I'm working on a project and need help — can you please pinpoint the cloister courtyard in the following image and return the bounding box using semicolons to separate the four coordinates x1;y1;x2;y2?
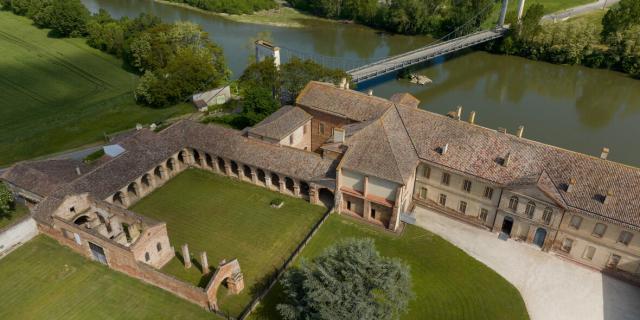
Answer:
130;169;326;317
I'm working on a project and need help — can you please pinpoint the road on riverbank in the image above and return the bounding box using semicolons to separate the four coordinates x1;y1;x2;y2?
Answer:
542;0;620;21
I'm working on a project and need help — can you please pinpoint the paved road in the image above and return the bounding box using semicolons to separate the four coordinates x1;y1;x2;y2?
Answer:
412;206;640;320
542;0;620;22
0;145;103;175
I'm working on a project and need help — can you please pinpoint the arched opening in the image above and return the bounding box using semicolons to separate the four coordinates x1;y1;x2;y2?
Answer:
217;157;226;173
271;174;280;188
533;228;547;248
74;215;89;225
243;165;252;180
127;182;139;199
112;192;124;206
257;169;266;184
285;177;295;193
178;150;187;165
205;153;213;168
230;161;239;176
501;216;514;236
193;149;202;166
154;166;163;180
300;182;310;197
319;188;334;208
141;174;151;189
166;158;175;172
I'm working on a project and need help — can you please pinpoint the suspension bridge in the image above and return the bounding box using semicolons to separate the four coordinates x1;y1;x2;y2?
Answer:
256;0;519;84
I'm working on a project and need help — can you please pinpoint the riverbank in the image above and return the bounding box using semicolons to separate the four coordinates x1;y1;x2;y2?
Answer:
155;0;332;28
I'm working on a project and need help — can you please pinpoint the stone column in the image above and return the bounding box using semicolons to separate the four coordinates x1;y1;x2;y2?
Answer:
224;160;233;177
265;172;272;190
161;164;168;180
278;176;286;194
363;200;372;220
251;167;258;185
120;190;130;207
526;225;536;243
309;184;319;205
200;251;209;274
182;244;191;269
388;205;400;231
293;180;300;197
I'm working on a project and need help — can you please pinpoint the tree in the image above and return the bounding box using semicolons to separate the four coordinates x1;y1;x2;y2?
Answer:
0;183;13;214
277;238;413;320
240;86;279;125
602;0;640;40
280;58;350;103
239;57;279;94
517;3;544;41
41;0;90;37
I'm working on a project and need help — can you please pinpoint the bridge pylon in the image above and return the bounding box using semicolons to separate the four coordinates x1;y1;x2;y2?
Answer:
498;0;509;27
255;40;281;68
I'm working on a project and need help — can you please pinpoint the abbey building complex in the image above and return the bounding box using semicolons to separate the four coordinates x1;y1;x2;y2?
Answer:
2;80;640;303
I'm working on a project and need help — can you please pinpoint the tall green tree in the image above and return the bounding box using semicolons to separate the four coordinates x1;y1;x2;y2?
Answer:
280;57;350;103
239;57;279;94
0;183;13;214
602;0;640;40
278;238;413;320
240;86;279;125
42;0;90;37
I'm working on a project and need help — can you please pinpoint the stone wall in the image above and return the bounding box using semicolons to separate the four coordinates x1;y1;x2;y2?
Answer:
298;106;351;152
0;216;38;258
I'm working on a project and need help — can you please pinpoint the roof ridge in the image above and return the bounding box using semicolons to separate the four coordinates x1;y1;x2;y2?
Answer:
377;112;405;183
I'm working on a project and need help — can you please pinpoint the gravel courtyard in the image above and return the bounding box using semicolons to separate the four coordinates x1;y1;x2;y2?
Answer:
413;206;640;320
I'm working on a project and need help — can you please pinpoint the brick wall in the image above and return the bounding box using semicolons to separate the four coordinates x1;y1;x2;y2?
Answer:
297;106;351;152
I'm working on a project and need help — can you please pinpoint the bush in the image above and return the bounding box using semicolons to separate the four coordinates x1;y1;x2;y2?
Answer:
0;183;14;214
270;198;284;207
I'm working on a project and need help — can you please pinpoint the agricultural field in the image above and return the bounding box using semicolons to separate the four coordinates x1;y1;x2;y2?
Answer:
0;12;192;166
131;169;327;317
251;214;530;320
0;236;213;319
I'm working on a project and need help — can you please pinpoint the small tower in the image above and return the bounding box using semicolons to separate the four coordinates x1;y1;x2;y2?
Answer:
255;40;281;69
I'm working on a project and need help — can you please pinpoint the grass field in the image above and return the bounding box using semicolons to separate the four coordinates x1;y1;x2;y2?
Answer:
251;214;530;320
0;203;29;230
0;236;213;319
0;12;193;166
130;169;326;317
484;0;593;28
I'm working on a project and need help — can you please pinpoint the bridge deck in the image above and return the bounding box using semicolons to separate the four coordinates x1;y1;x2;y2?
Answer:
348;28;508;83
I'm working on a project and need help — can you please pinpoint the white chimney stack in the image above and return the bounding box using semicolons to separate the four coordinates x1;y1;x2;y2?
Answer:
468;111;476;124
603;190;614;205
76;166;82;176
339;78;347;89
441;144;449;155
516;125;524;138
456;106;463;120
566;178;576;192
503;153;511;167
367;89;373;96
600;147;610;160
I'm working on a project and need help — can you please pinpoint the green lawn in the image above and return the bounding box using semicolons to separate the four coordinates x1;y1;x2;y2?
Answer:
131;169;326;317
0;236;213;320
484;0;593;28
251;214;530;320
0;12;193;166
0;203;29;230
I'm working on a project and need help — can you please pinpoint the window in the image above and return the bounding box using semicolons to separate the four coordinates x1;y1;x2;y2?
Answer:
423;166;431;179
419;187;427;199
319;123;325;135
462;180;472;193
583;246;596;260
508;196;518;211
347;201;352;211
289;135;294;145
592;223;607;238
569;215;583;229
441;173;450;186
145;252;150;262
439;194;447;206
303;124;307;134
69;206;76;213
618;231;633;246
608;254;621;269
542;207;553;225
480;208;489;222
561;238;574;253
484;187;494;199
370;208;376;219
156;242;162;252
459;201;467;214
525;201;536;219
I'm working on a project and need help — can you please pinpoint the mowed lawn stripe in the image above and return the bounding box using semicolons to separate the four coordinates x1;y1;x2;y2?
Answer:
251;215;529;320
131;169;326;317
0;236;213;320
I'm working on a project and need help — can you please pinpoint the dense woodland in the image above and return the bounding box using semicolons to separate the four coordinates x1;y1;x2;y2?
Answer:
167;0;277;15
287;0;494;35
488;0;640;78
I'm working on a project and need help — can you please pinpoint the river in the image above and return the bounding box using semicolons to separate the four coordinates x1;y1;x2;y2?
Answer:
82;0;640;166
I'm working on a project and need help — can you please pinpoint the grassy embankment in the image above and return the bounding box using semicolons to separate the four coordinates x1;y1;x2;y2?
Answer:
0;236;213;319
0;12;193;167
131;169;326;317
250;214;530;320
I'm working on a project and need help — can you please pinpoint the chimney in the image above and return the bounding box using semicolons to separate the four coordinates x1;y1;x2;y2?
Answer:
516;125;524;138
566;178;576;192
75;166;81;176
441;143;449;155
603;190;614;205
333;128;346;143
498;127;507;134
339;78;347;89
502;153;511;167
600;147;610;160
367;89;373;96
456;106;463;120
345;81;350;90
468;111;476;124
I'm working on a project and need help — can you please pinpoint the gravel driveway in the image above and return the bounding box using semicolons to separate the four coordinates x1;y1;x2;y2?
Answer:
413;206;640;320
